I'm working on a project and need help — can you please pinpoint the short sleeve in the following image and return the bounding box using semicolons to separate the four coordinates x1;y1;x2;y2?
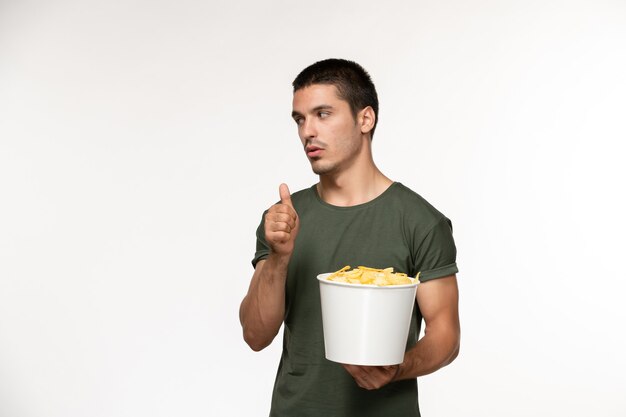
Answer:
413;216;458;282
251;210;270;268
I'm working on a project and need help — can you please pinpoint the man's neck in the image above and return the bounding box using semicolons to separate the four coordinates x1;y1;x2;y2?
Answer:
317;165;393;207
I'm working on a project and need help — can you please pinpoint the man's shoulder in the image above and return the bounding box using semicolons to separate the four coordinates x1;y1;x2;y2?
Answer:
259;185;315;216
288;184;318;209
388;182;448;221
290;184;316;201
291;184;315;197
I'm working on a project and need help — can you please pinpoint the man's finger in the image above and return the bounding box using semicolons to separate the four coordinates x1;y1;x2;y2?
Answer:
279;183;293;208
267;212;296;228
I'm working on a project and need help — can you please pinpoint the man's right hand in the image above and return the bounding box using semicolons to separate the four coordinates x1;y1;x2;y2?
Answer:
264;183;299;257
240;183;297;351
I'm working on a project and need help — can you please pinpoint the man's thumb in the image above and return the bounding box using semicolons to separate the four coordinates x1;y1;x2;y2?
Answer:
279;183;293;207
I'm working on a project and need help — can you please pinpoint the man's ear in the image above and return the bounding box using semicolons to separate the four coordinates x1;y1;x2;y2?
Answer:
358;106;376;135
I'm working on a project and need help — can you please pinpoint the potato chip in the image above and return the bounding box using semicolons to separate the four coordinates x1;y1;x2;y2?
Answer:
326;266;417;286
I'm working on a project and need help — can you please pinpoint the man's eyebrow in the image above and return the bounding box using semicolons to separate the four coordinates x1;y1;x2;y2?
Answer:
313;105;334;112
291;105;334;118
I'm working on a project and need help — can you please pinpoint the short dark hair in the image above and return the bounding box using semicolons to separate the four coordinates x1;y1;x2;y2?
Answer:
292;58;379;139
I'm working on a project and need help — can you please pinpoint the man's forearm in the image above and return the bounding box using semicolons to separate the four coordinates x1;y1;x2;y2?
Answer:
396;324;460;380
239;254;290;351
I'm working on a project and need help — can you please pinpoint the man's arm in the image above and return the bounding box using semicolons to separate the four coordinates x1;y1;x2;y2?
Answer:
397;274;460;378
239;257;289;351
239;184;299;352
343;274;460;389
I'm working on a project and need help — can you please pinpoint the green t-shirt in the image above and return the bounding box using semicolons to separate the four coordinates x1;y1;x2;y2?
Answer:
252;182;458;417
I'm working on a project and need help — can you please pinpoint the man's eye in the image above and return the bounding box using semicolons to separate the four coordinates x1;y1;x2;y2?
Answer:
319;111;330;118
294;118;303;125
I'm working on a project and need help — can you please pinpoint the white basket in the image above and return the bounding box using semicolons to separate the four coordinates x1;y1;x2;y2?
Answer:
317;272;419;366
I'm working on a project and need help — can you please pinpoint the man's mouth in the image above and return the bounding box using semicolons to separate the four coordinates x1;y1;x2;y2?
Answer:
306;146;323;158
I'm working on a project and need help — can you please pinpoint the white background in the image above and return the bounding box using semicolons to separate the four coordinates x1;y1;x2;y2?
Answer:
1;1;625;416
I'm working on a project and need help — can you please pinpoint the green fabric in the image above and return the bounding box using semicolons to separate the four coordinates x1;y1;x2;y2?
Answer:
252;182;458;417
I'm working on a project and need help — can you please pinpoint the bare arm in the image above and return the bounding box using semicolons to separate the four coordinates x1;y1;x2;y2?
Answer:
239;256;289;351
343;274;460;389
239;184;299;352
396;274;460;379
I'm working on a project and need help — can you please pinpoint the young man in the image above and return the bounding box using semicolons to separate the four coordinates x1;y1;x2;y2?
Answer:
239;59;460;417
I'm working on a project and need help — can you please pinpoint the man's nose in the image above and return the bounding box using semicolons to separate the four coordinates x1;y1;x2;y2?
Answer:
301;118;316;138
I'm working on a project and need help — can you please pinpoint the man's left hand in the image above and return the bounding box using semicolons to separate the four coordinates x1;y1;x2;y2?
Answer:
342;364;400;390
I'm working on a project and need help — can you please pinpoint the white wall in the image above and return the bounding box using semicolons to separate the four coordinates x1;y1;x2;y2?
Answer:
1;1;625;416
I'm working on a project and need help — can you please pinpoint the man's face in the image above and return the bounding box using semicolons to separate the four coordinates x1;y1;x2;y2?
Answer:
291;84;365;176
